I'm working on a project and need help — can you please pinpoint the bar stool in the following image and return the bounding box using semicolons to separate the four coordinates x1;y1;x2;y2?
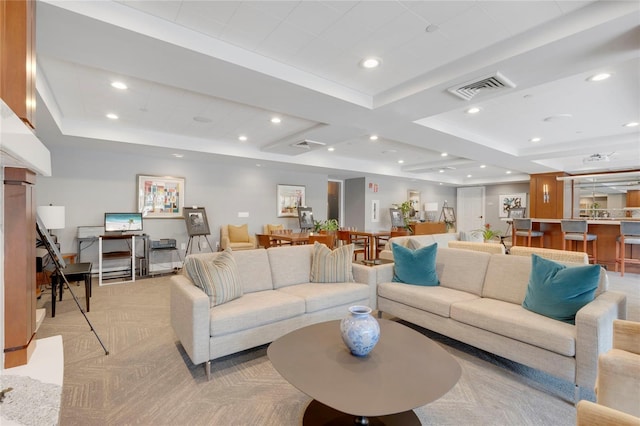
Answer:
512;219;544;247
561;220;597;264
615;221;640;276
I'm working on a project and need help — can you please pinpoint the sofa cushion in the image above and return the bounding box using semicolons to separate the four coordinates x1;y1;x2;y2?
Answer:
268;244;314;289
230;249;274;293
310;242;354;283
482;254;532;304
228;224;249;242
435;248;490;296
209;290;305;337
451;298;576;356
391;242;439;286
278;283;369;313
184;249;243;307
378;282;479;318
522;254;600;324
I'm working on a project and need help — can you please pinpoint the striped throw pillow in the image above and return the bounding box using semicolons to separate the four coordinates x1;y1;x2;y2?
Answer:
310;242;354;283
184;249;243;307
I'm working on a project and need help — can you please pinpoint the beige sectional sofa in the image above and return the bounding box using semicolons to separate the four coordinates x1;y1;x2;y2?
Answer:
170;244;376;379
376;247;627;396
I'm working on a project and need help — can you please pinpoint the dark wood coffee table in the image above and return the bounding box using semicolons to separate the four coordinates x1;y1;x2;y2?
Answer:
268;319;461;425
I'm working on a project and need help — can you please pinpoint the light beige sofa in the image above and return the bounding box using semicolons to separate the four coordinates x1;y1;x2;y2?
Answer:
448;240;506;254
170;244;376;379
375;247;627;396
510;246;589;264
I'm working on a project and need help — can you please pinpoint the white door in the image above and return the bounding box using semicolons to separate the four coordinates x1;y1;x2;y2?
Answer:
457;187;485;233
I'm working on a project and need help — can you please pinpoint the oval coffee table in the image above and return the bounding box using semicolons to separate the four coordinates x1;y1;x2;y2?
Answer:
268;319;461;425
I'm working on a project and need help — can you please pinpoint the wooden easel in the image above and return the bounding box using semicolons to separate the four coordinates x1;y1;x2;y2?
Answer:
439;201;456;227
185;235;214;255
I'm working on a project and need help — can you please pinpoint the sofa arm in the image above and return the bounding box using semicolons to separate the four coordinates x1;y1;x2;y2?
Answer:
375;263;394;284
576;400;640;426
613;319;640;354
575;291;627;390
170;274;211;366
352;263;377;309
596;348;640;417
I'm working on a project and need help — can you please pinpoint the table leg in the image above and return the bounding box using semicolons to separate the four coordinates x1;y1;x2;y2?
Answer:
51;275;57;318
85;272;91;312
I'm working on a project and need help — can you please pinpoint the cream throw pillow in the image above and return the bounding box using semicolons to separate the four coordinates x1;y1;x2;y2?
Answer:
228;224;249;242
184;249;243;307
310;242;354;283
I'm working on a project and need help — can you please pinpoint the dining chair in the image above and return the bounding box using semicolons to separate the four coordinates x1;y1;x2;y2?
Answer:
256;234;273;249
512;218;544;247
337;229;366;260
561;220;597;264
615;221;640;276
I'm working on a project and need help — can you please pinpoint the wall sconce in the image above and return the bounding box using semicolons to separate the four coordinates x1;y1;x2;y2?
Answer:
542;184;550;204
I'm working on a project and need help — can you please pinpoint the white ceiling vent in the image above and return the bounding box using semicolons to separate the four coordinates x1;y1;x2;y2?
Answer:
583;153;613;164
448;72;516;101
291;139;326;150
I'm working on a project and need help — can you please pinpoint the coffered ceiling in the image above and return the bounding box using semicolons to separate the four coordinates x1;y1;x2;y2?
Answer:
34;1;640;185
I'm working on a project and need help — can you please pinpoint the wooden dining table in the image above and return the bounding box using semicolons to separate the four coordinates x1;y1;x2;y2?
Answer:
269;232;310;245
347;230;390;260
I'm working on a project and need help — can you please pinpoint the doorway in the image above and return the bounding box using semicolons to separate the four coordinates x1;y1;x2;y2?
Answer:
457;187;485;232
328;180;341;223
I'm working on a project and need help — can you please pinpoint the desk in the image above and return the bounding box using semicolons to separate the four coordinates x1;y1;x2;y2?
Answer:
51;262;92;317
98;235;137;285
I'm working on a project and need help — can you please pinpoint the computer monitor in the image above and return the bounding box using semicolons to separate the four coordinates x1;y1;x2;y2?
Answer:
104;212;143;233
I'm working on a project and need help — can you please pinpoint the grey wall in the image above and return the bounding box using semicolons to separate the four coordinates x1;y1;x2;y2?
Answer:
36;144;329;262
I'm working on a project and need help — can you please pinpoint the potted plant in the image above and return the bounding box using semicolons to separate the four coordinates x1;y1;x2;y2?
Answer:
397;201;414;233
473;223;501;242
314;219;339;233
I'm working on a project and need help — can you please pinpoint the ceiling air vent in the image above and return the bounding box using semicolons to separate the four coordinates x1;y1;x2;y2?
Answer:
447;72;516;101
291;139;326;150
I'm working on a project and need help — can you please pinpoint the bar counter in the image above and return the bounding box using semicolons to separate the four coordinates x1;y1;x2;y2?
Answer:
527;218;640;273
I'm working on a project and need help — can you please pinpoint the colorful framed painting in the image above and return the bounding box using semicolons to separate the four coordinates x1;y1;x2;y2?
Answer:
137;174;185;218
499;193;527;217
277;184;306;218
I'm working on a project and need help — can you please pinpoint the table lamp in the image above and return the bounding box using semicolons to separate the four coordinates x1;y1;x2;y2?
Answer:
425;202;438;222
37;205;65;243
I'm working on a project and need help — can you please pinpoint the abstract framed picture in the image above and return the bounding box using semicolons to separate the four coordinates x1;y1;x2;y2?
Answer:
277;184;305;218
137;174;185;218
499;193;527;217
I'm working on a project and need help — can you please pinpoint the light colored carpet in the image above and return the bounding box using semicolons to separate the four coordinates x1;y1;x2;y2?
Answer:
35;271;639;426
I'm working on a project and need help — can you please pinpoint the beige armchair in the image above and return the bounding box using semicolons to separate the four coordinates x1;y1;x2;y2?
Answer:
576;320;640;425
220;224;257;251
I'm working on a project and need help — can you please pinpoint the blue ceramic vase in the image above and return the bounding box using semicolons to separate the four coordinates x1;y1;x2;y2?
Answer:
340;305;380;357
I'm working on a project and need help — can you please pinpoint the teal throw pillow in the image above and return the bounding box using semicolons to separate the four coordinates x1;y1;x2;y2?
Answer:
522;254;600;324
391;242;439;286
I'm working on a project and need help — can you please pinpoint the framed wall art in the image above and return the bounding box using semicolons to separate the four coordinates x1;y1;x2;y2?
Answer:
408;190;420;217
499;193;527;217
371;200;380;223
277;184;305;218
184;207;210;236
137;174;185;218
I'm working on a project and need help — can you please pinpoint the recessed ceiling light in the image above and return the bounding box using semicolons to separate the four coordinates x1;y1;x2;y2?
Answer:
441;152;448;157
360;57;381;69
439;169;445;173
369;135;378;141
193;116;212;123
624;121;639;127
480;164;486;168
398;160;404;164
256;164;262;167
530;137;541;142
587;73;611;82
466;107;481;114
439;182;443;185
270;117;281;124
328;147;335;152
106;113;118;120
111;81;127;90
172;153;183;158
466;174;472;178
544;114;573;122
238;135;248;141
506;170;512;174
